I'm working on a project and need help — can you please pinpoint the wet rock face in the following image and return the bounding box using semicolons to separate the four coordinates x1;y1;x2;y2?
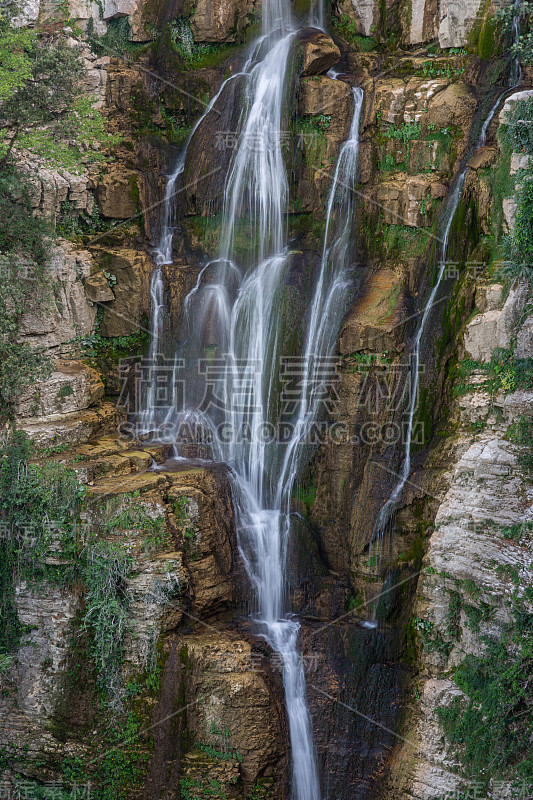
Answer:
300;621;407;800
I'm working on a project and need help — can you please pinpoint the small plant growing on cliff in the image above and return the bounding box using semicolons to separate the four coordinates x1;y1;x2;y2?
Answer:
383;121;421;144
57;384;74;402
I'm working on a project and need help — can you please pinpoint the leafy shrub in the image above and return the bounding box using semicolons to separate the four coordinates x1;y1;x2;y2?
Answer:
383;122;422;144
502;180;533;284
81;541;132;703
0;431;83;654
331;15;377;50
505;96;533;154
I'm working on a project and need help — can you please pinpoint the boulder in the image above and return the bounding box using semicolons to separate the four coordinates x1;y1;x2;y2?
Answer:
95;166;141;219
297;29;340;76
299;75;351;117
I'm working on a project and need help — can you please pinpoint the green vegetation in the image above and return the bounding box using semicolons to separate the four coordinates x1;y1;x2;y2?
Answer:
507;415;533;473
504;95;533;154
453;347;533;397
88;16;147;58
499;0;533;66
383;121;421;144
501;521;533;541
0;431;84;655
418;61;465;79
503;179;533;284
381;223;432;258
0;21;119;171
169;18;236;68
295;115;329;167
80;541;131;703
437;587;533;788
0;17;123;416
56;201;115;241
331;15;377;51
0;169;54;417
496;96;533;284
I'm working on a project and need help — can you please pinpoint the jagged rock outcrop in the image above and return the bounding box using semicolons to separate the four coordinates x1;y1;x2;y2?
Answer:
19;241;97;351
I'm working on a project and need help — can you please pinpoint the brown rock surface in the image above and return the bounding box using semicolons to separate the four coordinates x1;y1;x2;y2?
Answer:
95;166;141;219
95;248;152;336
190;0;253;42
297;29;341;76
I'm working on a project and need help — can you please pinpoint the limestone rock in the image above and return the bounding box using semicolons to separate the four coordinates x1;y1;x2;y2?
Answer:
372;78;446;127
463;283;528;362
428;81;477;138
341;269;409;354
404;0;439;44
18;401;121;448
376;176;446;228
10;584;80;720
19;240;97;351
298;29;341;76
499;89;533;124
12;0;40;25
438;0;484;48
510;152;531;175
334;0;376;36
96;248;152;336
299;76;353;169
15;360;104;419
190;0;253;42
84;272;115;303
502;196;517;232
18;161;95;225
95;166;141;219
179;630;288;787
299;75;351;118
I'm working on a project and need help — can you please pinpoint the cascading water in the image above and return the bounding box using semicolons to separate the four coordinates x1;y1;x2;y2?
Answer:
368;4;523;567
139;1;365;795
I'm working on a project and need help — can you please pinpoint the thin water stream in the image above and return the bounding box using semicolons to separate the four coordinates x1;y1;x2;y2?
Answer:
368;7;523;570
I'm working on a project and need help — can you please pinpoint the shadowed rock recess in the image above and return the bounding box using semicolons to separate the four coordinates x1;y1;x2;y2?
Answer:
1;0;532;799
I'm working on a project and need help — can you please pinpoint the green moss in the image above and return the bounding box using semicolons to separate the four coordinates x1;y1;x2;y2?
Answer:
380;223;432;259
398;537;424;570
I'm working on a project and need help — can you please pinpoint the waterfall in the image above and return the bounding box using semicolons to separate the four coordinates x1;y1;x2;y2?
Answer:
368;6;523;566
138;1;364;793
